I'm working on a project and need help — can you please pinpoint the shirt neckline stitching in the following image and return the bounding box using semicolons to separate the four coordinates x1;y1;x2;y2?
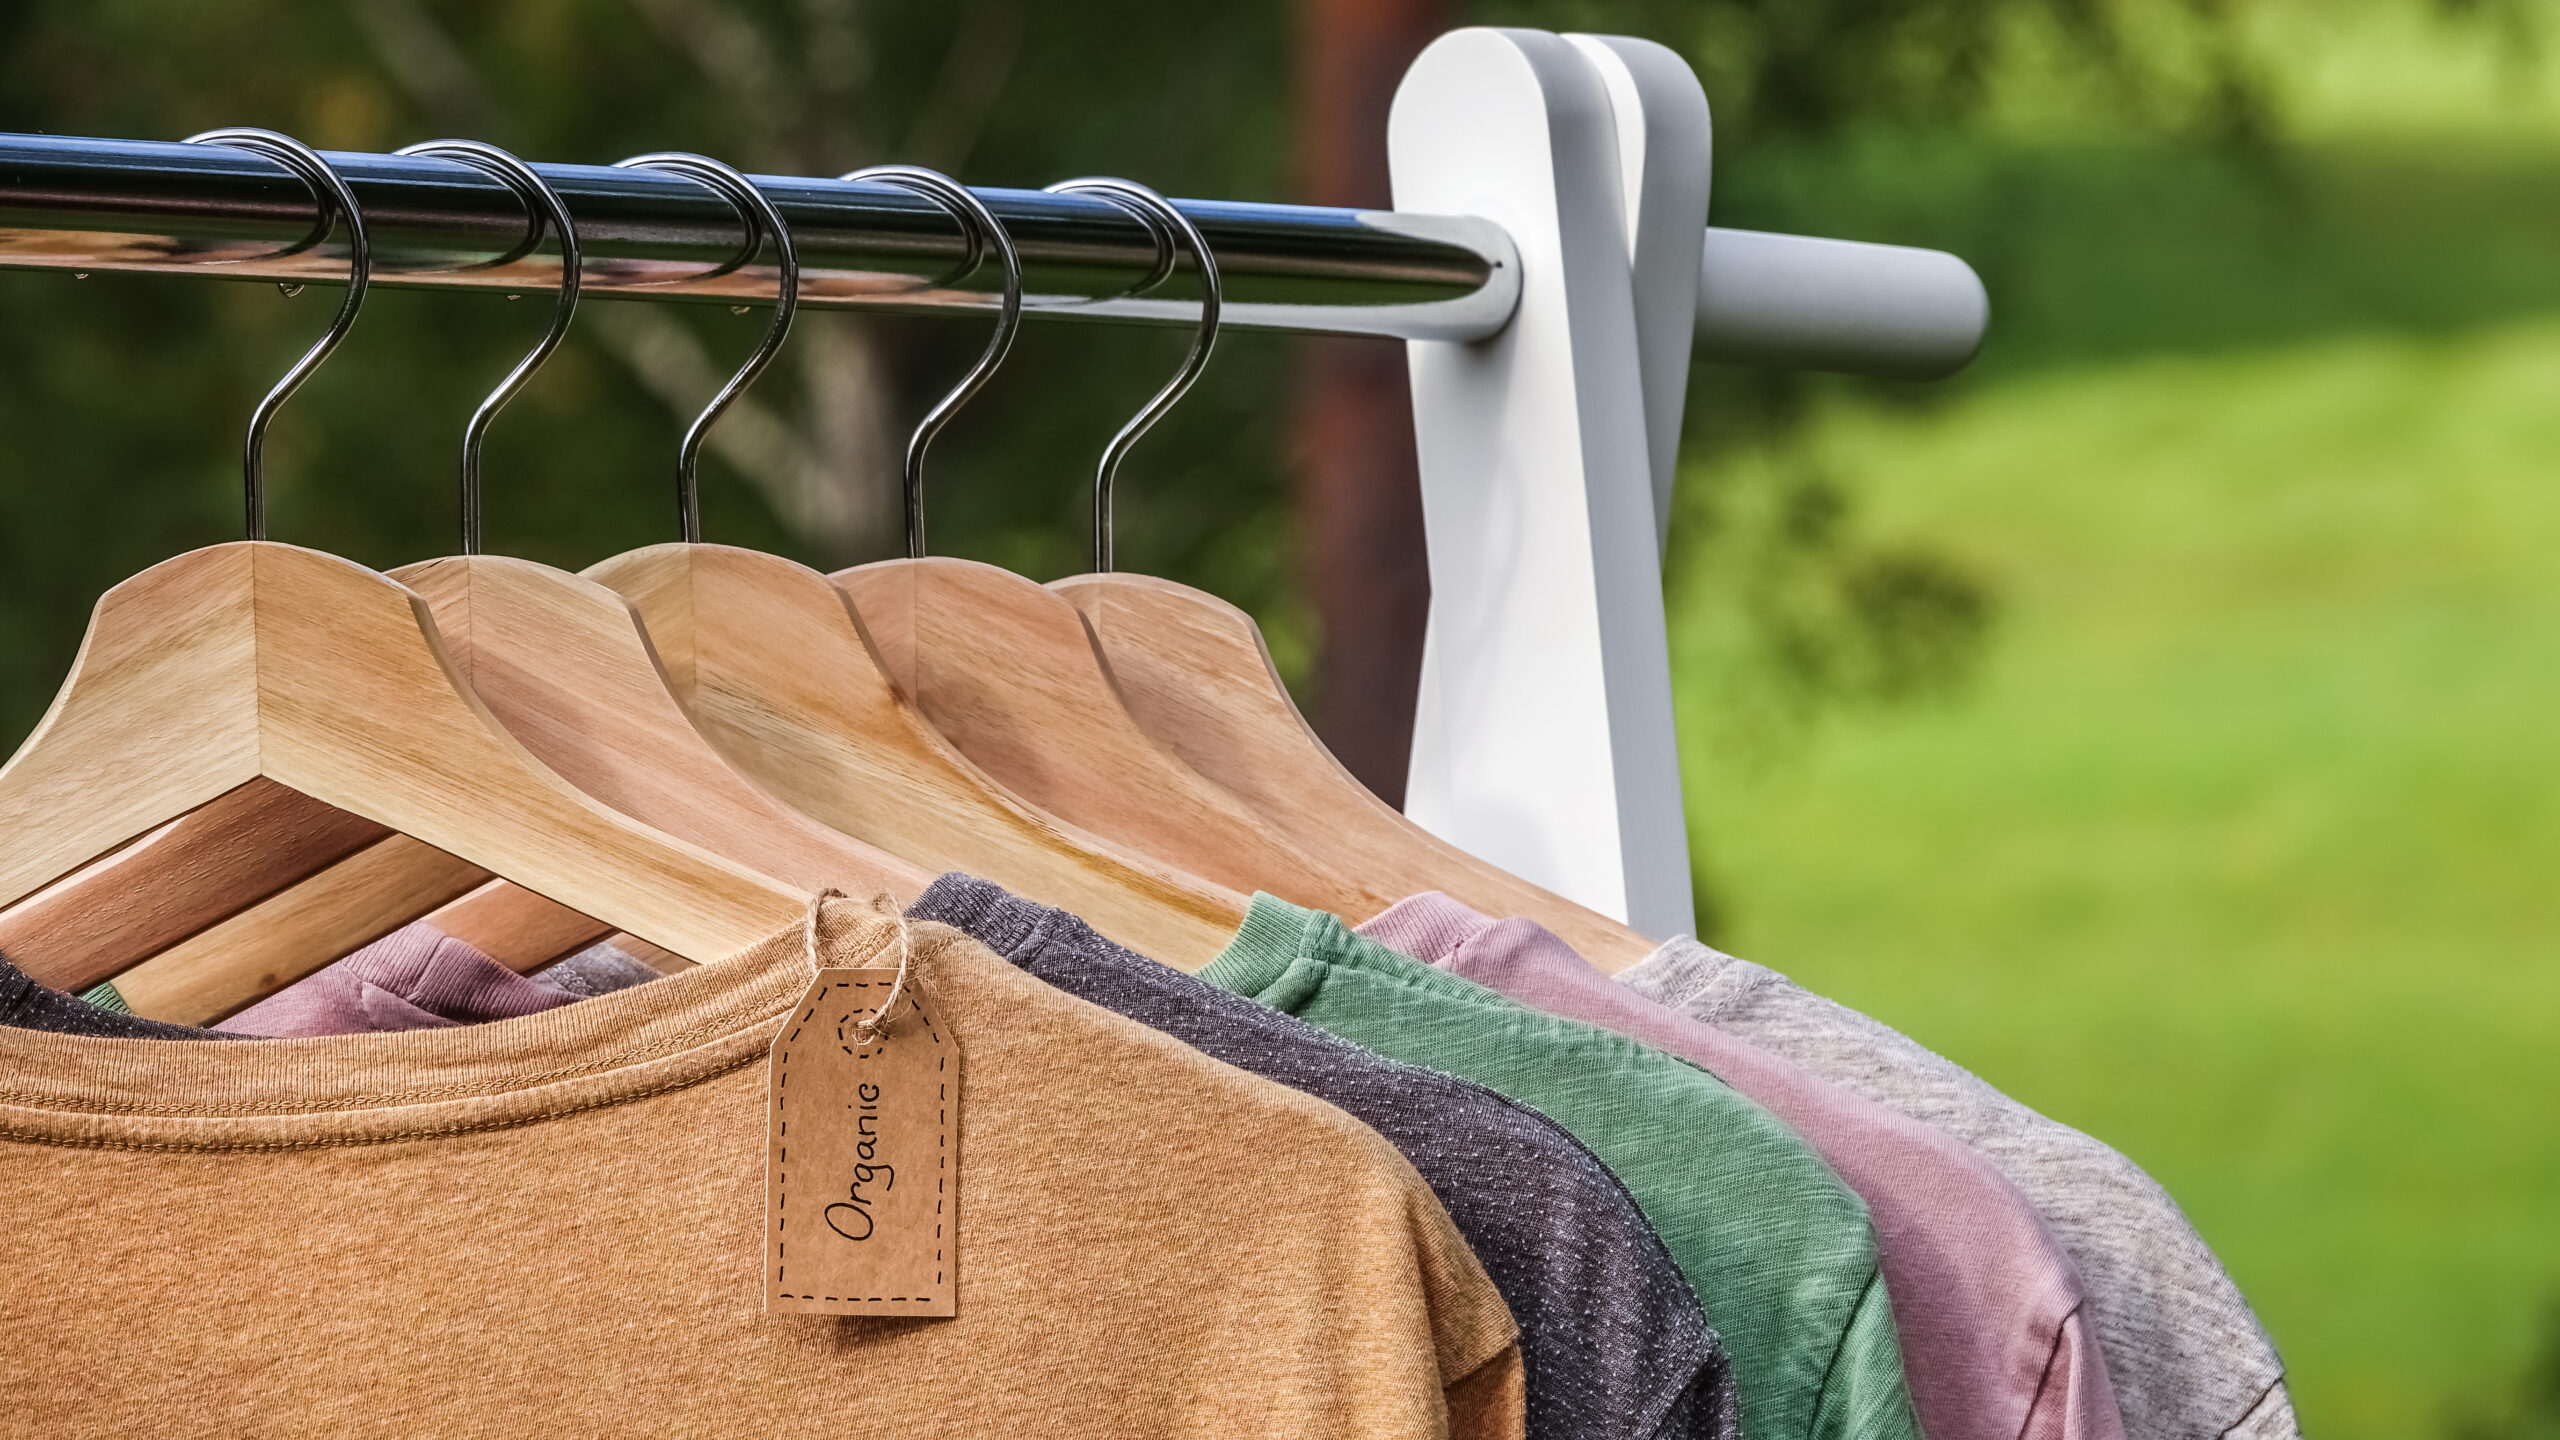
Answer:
0;1037;767;1151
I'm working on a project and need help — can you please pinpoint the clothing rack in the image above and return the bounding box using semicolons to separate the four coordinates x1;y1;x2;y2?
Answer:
0;27;1987;942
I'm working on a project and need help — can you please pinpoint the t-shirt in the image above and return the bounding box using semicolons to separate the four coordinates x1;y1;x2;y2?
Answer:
225;928;662;1038
222;921;587;1037
909;873;1736;1440
1201;894;1924;1440
533;942;667;999
63;937;658;1039
0;954;220;1040
1363;894;2125;1440
0;897;1524;1438
1622;936;2298;1440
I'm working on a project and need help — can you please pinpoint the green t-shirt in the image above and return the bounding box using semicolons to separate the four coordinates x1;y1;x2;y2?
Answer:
1202;895;1923;1440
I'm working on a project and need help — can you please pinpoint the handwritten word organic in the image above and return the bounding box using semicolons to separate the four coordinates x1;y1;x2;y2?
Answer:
822;1082;894;1241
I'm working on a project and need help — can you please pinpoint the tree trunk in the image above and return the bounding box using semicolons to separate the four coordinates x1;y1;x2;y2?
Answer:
1292;0;1445;809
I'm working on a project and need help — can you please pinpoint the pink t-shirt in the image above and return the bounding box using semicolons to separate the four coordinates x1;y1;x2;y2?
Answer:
221;923;579;1037
1361;894;2125;1440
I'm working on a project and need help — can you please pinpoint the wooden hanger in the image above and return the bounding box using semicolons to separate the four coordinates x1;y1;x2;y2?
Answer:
835;556;1401;916
0;133;805;1015
1036;177;1657;966
1053;572;1655;970
97;146;947;1015
9;143;911;1009
581;161;1241;968
21;157;1240;997
812;175;1377;919
0;542;807;976
355;147;930;960
586;543;1242;967
392;553;934;907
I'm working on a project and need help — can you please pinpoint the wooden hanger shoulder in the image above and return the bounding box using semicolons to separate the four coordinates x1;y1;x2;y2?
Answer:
393;554;933;903
0;544;263;911
0;542;806;965
1054;571;1655;970
585;544;1244;969
835;556;1391;915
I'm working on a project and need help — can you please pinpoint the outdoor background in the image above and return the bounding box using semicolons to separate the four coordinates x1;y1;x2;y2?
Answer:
2;1;2556;1434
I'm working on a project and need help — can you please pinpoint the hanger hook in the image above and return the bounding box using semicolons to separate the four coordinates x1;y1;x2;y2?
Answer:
838;165;1023;559
1042;178;1221;574
396;140;583;556
612;152;801;544
183;127;374;542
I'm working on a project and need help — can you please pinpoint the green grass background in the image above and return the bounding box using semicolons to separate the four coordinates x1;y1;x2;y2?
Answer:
1671;10;2560;1434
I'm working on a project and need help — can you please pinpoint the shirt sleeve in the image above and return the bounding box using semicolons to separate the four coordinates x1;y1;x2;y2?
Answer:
1816;1269;1928;1440
1445;1344;1528;1440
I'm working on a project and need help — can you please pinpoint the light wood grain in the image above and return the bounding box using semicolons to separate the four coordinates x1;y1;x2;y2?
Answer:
1054;572;1656;970
599;933;692;976
0;542;808;971
0;546;263;909
838;557;1405;917
0;777;389;992
110;551;936;981
586;544;1244;969
397;555;934;900
117;833;490;1025
424;880;614;974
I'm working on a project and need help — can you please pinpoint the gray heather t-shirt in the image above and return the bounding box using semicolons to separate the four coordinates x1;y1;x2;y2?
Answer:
1622;936;2297;1440
912;874;1737;1440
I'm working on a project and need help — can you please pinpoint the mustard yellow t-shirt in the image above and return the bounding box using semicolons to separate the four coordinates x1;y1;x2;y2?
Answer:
0;902;1521;1438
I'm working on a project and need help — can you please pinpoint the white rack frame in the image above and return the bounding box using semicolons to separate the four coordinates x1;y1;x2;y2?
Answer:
1395;29;1983;937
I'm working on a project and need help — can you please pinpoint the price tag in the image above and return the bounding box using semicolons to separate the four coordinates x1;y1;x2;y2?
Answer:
766;966;957;1317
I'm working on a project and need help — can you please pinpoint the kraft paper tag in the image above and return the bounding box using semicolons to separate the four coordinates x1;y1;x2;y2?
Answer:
766;966;958;1317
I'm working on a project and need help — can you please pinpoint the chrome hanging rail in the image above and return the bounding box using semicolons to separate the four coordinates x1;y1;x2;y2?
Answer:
0;131;1989;372
0;133;1516;343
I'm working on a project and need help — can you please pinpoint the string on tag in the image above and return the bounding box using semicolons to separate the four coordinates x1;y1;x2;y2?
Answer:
803;887;916;1046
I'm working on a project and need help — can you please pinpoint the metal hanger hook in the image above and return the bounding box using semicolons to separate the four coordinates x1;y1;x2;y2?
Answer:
396;140;583;556
838;165;1023;559
183;127;374;542
612;152;801;544
1043;178;1222;574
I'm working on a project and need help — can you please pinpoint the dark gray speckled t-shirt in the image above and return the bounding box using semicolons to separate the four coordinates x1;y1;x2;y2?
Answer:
911;874;1736;1440
0;956;230;1040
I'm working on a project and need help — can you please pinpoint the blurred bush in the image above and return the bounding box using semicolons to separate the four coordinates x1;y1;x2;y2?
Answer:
0;0;2280;752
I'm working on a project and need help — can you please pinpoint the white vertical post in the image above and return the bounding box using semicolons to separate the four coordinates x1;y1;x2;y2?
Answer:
1390;27;1696;939
1563;34;1711;550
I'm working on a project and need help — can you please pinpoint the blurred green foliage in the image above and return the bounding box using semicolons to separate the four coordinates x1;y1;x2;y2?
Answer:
1664;4;2560;1433
0;0;1301;746
0;0;2249;754
1683;312;2560;1439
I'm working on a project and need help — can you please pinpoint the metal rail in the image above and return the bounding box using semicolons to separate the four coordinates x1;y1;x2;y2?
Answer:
0;134;1517;342
0;132;1993;373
